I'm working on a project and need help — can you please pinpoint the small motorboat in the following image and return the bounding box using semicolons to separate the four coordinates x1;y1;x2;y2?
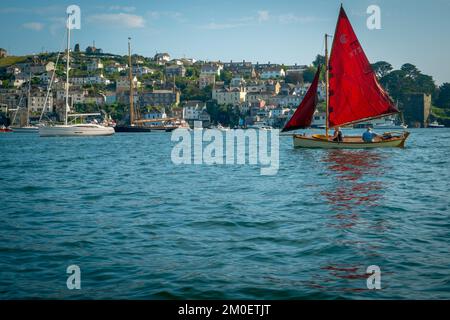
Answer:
428;121;445;128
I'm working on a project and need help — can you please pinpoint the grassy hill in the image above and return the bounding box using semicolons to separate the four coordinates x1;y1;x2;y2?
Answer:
0;56;28;68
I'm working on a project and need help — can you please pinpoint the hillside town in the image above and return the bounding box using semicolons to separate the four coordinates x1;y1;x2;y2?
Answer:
0;45;448;129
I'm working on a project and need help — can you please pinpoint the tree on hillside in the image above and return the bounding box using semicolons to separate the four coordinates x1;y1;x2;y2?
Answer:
400;63;421;79
436;83;450;109
220;70;233;84
285;72;303;85
302;66;317;83
380;64;436;101
371;61;393;78
312;54;325;67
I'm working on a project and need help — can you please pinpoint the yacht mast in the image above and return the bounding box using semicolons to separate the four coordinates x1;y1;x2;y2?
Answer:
27;72;31;126
65;14;71;126
325;33;330;137
128;37;134;126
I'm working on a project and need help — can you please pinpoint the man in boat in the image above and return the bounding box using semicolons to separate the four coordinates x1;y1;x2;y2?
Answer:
362;127;379;142
332;127;343;142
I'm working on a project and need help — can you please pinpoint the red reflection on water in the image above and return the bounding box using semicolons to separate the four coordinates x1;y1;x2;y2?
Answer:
320;150;388;229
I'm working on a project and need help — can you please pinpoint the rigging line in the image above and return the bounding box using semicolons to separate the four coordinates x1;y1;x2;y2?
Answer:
39;28;67;123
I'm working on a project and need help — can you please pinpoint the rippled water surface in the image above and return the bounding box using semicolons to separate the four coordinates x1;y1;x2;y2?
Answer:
0;129;449;299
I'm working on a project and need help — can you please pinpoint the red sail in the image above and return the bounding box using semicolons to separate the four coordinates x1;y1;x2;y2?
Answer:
328;6;398;128
282;66;321;132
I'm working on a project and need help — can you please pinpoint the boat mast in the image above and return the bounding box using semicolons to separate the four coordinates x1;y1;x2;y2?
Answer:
27;72;31;127
325;33;330;137
65;14;71;126
128;37;134;126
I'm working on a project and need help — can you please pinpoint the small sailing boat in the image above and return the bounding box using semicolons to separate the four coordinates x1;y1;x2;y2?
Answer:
39;10;114;137
282;5;410;149
10;73;39;133
114;38;179;133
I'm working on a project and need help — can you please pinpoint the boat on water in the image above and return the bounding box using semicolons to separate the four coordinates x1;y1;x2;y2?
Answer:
10;125;39;133
355;117;408;130
114;38;183;133
39;11;114;137
0;125;13;133
9;73;40;133
282;5;410;149
39;123;114;137
248;121;273;130
212;123;230;131
428;120;445;128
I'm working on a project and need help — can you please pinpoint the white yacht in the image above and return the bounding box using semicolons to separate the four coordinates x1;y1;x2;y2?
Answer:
428;121;445;128
248;121;273;130
39;12;114;137
357;116;407;130
39;123;114;137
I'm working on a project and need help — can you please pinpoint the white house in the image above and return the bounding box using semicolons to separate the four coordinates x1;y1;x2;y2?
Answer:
201;63;223;76
182;101;211;127
260;67;286;79
71;74;111;85
212;87;246;106
28;90;54;112
154;52;170;65
105;63;127;73
86;59;104;72
183;101;207;120
133;66;154;76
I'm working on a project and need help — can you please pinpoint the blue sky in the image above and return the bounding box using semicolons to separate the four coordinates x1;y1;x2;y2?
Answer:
0;0;449;84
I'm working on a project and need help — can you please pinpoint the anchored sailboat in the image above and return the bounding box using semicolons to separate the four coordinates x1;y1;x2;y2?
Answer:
39;10;114;137
114;38;181;133
10;73;39;132
282;5;410;148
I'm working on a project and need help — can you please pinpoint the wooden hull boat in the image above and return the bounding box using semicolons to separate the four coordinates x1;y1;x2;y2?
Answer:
293;132;410;149
282;6;411;150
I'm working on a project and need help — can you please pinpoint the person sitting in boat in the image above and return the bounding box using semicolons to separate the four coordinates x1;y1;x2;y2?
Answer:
362;127;379;142
332;127;343;142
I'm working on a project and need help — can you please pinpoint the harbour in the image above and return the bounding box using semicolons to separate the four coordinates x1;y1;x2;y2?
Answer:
0;0;449;305
0;128;449;299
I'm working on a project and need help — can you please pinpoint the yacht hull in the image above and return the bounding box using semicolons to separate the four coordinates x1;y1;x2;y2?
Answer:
293;132;410;149
39;124;115;137
10;126;39;133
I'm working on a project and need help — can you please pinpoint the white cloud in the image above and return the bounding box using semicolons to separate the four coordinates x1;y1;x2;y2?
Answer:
87;13;145;28
199;10;320;30
257;10;270;22
278;14;321;24
22;22;44;31
147;11;185;22
109;6;136;13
